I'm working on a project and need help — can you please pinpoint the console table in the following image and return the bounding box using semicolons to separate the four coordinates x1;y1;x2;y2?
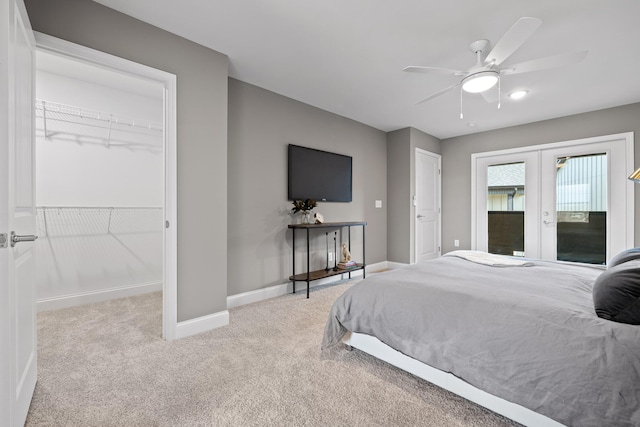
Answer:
288;221;366;298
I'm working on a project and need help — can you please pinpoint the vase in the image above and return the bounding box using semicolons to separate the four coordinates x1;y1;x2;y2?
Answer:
301;211;312;224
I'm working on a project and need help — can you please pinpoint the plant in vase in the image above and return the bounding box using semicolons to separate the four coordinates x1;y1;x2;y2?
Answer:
291;199;317;224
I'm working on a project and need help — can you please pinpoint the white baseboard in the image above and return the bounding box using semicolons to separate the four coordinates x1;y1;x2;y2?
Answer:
174;310;229;339
36;281;163;312
227;261;390;309
387;261;409;269
227;282;292;309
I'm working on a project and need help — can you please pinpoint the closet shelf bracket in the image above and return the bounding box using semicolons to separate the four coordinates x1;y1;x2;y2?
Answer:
42;100;49;140
107;114;113;147
107;207;113;233
42;209;49;237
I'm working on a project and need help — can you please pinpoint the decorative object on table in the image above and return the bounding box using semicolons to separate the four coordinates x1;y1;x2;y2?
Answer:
325;232;330;272
291;199;317;224
337;260;358;270
314;212;324;224
338;243;357;269
333;232;338;271
341;243;352;262
303;211;313;224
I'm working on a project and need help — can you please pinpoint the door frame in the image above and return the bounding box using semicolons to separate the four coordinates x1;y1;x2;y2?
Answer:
471;132;634;260
34;33;179;340
414;148;441;263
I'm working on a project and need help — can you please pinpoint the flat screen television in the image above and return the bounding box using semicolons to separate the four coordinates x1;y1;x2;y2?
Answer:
288;144;352;202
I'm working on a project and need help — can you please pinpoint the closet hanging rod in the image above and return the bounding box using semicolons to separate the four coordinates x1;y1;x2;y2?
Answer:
35;117;163;139
35;99;163;133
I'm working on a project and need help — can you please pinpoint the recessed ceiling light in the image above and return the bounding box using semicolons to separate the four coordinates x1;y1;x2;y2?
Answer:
509;90;528;100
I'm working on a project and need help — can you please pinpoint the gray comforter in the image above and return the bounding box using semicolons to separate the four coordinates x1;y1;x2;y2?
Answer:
322;255;640;426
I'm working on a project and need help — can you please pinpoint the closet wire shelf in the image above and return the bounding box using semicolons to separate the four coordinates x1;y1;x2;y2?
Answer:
37;206;163;238
35;99;163;149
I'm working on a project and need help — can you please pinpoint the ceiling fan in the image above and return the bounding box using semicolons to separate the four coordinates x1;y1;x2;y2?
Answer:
404;17;588;108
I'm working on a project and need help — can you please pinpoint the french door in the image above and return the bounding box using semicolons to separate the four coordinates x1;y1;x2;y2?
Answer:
472;133;634;263
474;151;540;258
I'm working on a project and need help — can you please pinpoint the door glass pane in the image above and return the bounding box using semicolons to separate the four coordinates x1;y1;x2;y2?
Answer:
487;162;525;256
556;154;607;264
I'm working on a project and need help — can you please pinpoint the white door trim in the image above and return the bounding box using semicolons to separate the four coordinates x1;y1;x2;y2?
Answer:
471;132;634;159
471;132;634;258
34;32;179;340
414;148;441;263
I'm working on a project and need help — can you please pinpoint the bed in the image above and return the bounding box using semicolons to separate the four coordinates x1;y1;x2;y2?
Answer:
322;251;640;427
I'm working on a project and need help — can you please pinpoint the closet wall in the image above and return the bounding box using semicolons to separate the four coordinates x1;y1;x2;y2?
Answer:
35;52;164;311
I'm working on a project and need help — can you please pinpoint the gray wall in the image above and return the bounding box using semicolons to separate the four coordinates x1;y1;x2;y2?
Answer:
25;0;229;321
386;128;411;263
441;102;640;255
228;79;387;296
386;127;441;263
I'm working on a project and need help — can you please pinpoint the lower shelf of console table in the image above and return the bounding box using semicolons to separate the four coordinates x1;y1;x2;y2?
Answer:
288;221;366;298
289;264;365;282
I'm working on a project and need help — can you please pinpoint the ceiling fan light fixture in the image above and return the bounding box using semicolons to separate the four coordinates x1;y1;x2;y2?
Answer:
461;71;499;93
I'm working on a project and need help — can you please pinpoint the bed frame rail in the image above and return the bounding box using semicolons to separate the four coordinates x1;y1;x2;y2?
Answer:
343;331;565;427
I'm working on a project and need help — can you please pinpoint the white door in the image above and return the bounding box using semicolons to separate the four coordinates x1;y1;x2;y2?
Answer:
415;149;441;262
473;151;540;258
473;133;633;263
1;1;37;426
539;139;631;263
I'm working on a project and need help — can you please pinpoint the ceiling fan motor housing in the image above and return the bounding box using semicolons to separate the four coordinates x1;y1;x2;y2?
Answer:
469;39;490;54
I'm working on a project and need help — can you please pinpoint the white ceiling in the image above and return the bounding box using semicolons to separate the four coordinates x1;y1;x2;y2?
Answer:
92;0;640;139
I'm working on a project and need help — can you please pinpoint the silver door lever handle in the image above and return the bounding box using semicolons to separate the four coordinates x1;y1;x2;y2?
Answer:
543;220;555;225
417;214;425;219
11;231;38;247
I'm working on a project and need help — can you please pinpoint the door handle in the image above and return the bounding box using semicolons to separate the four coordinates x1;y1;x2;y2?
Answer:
417;214;425;219
11;231;38;247
543;220;555;225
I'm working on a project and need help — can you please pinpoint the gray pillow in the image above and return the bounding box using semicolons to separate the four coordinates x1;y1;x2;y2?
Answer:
608;247;640;268
593;260;640;324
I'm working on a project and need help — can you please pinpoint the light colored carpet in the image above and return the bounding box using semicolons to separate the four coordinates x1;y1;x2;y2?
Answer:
27;281;519;426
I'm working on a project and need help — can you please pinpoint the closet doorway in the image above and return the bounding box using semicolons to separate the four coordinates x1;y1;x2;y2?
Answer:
34;34;178;339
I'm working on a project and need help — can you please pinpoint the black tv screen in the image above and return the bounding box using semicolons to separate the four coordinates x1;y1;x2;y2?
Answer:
288;144;352;202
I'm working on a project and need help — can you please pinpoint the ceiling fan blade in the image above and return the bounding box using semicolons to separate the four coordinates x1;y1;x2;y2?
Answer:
480;88;499;104
501;50;588;75
485;17;542;66
403;66;466;76
416;83;462;105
